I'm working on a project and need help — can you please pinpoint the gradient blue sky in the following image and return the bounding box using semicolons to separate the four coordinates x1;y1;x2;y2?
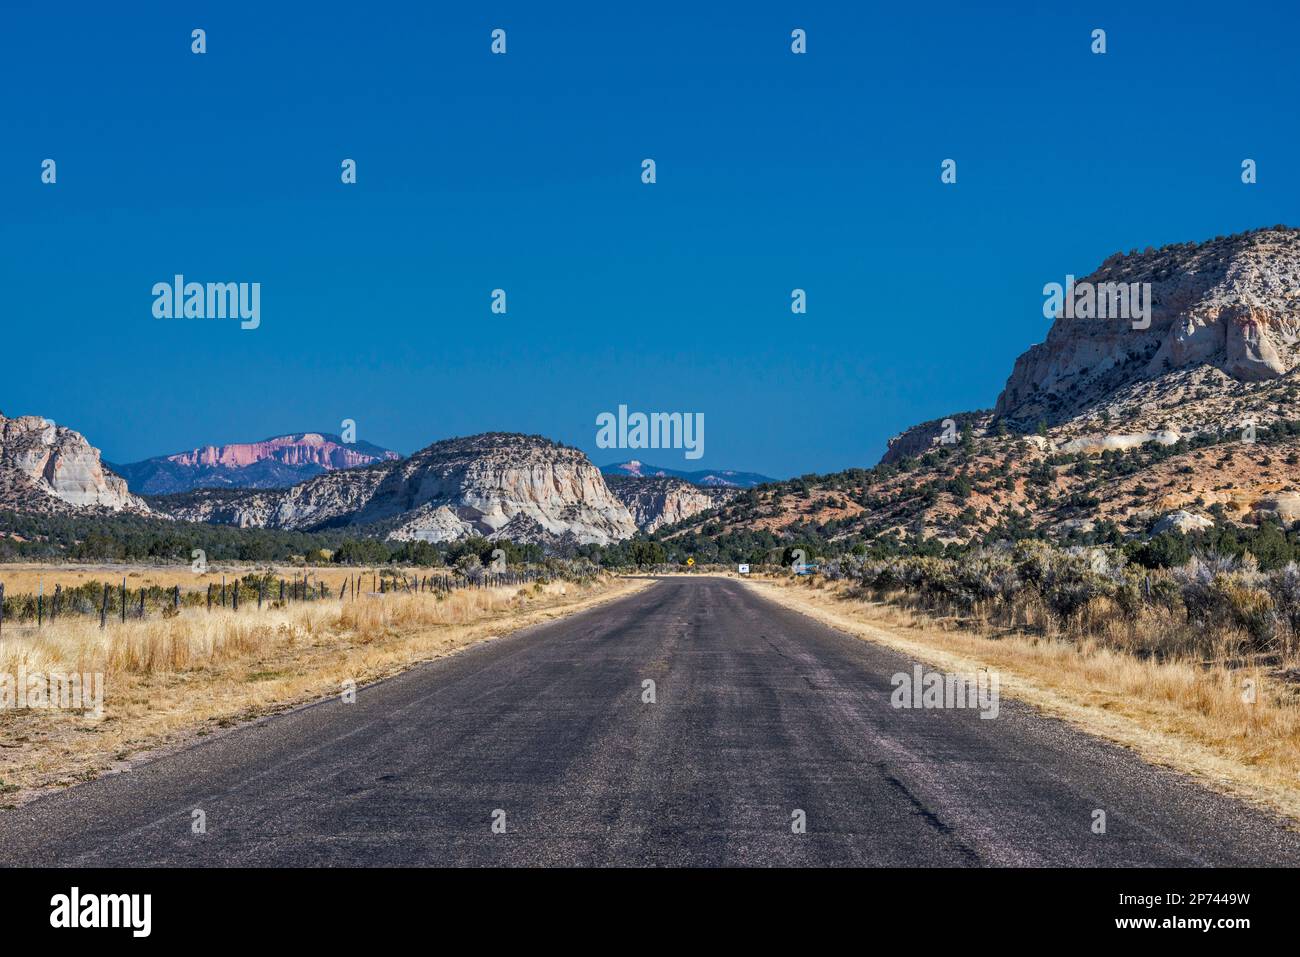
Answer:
3;1;1297;477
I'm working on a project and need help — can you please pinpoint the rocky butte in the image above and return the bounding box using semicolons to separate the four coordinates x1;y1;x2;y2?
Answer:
996;226;1300;430
0;413;147;514
882;226;1300;460
155;433;643;545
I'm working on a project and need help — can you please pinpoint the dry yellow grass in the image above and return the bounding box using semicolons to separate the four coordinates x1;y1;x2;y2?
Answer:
0;573;649;805
0;562;413;597
747;576;1300;824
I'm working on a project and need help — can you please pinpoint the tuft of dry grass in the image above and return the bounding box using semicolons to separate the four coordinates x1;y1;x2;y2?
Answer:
748;576;1300;823
0;574;649;805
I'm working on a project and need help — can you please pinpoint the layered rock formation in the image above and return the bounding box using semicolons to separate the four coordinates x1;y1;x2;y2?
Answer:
111;432;400;494
996;227;1300;427
607;475;737;533
882;227;1300;467
157;433;640;545
0;413;147;513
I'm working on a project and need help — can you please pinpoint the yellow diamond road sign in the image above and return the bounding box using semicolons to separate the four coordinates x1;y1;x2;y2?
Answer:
686;558;695;567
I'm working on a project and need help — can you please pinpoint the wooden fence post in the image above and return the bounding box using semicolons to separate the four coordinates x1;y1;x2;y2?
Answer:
100;583;110;629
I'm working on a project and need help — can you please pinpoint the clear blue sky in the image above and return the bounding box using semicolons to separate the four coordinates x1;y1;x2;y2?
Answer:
3;1;1296;477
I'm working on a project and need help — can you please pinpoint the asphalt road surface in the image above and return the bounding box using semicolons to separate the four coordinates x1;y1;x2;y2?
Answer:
3;577;1298;866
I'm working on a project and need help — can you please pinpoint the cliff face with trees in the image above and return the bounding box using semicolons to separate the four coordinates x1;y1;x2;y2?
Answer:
0;413;147;514
660;228;1300;552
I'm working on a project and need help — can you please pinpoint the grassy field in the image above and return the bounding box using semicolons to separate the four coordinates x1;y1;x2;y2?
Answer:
0;562;415;597
750;575;1300;823
0;563;648;805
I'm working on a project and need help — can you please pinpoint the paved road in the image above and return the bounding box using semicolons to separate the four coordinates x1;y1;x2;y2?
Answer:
2;577;1297;866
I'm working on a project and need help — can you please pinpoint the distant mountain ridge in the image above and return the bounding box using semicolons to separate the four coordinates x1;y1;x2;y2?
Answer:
600;459;773;488
110;432;401;494
153;433;641;545
15;228;1298;553
2;416;735;545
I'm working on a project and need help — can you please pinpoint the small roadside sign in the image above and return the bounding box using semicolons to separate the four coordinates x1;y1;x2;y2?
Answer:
738;564;750;574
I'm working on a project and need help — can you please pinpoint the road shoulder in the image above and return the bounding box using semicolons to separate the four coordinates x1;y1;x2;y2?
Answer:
0;576;652;810
742;576;1300;826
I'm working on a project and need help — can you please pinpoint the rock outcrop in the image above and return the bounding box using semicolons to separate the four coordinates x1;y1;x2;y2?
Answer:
1250;495;1300;524
879;413;989;466
996;227;1300;427
111;432;400;494
1055;430;1181;455
1152;510;1215;535
0;413;148;513
156;433;639;545
607;476;736;533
